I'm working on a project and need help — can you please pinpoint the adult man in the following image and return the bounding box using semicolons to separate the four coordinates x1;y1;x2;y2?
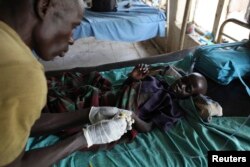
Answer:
0;0;132;166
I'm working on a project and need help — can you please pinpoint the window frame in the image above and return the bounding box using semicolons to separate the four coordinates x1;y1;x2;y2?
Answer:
188;0;249;43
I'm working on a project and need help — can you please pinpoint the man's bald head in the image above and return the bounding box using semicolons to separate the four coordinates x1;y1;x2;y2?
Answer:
0;0;84;60
31;0;84;60
30;0;84;21
48;0;84;14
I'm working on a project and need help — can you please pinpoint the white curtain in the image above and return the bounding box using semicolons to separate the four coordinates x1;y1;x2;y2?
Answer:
245;0;250;23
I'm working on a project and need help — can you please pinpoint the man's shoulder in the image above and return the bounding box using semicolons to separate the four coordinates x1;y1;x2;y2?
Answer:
0;21;37;66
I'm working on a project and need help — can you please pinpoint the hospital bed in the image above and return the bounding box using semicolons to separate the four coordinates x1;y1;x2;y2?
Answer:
73;0;166;42
26;44;250;167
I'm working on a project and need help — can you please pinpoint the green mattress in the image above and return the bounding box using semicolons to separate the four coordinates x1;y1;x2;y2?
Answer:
26;59;250;167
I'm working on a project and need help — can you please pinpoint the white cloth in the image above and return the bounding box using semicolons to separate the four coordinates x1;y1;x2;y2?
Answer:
89;106;134;131
83;115;128;147
245;1;250;23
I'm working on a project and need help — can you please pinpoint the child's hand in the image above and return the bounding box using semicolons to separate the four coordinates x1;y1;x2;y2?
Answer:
131;64;149;80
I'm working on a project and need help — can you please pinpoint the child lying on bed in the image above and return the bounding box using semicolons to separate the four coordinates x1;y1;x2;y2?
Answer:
118;64;209;132
46;63;221;150
126;64;222;123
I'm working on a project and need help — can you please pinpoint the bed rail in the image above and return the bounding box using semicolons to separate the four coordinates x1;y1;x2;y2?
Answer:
217;18;250;43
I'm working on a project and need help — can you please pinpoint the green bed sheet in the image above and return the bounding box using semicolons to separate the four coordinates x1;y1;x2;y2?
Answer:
26;59;250;167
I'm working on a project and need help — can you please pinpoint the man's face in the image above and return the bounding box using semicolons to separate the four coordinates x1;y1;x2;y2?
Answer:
33;5;83;61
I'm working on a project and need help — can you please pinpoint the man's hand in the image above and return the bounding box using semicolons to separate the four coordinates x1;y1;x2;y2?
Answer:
131;64;149;80
83;116;128;147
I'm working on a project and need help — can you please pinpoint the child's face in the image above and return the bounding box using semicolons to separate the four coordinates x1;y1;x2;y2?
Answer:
169;73;207;98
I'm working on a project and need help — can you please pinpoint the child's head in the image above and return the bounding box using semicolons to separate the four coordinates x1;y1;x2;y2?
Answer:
168;72;207;99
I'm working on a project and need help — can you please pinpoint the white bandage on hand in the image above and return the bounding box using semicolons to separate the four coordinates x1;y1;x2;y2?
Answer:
89;106;120;124
83;116;127;147
114;109;135;131
89;106;135;131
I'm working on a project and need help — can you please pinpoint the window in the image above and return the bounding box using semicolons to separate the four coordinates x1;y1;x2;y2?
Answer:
143;0;168;10
222;0;250;42
227;0;249;21
189;0;250;42
192;0;218;32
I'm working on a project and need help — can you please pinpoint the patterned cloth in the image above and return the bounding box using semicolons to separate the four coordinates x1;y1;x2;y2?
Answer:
46;70;183;137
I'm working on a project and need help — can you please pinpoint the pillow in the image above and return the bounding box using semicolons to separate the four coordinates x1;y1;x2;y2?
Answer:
194;42;250;95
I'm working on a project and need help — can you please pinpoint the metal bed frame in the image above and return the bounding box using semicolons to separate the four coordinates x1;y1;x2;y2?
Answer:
217;18;250;43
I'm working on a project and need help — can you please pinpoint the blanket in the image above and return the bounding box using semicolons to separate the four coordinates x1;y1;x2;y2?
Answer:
46;70;182;134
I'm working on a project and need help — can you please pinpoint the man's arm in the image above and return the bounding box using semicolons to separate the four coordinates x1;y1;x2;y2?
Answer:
8;115;131;167
31;106;151;136
6;132;87;167
31;108;90;136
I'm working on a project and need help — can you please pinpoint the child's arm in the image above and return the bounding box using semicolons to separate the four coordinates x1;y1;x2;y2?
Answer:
131;112;153;133
123;64;149;85
130;64;149;80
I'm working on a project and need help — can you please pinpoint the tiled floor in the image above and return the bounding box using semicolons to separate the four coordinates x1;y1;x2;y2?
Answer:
40;37;161;71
